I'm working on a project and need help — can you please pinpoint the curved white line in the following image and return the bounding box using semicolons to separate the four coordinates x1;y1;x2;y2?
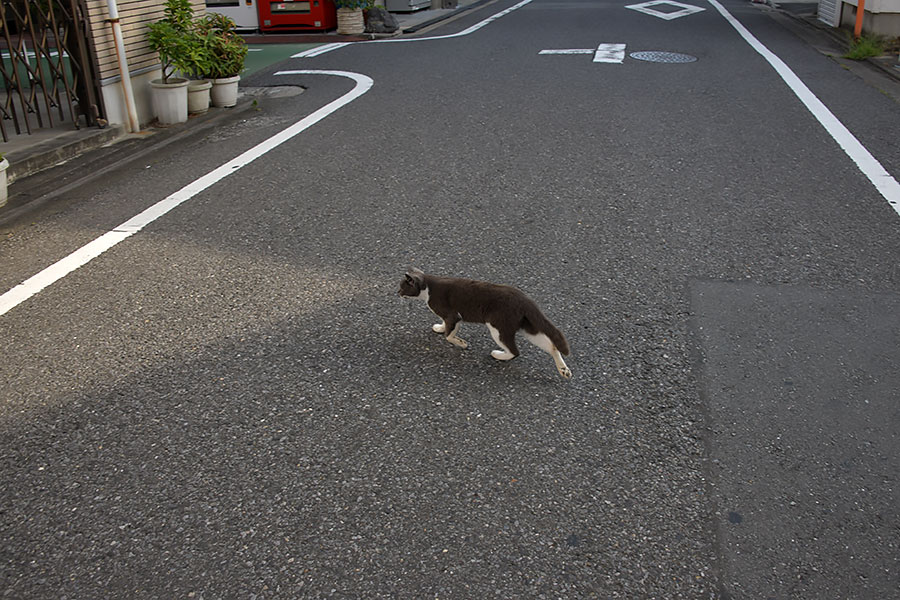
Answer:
708;0;900;215
292;0;534;58
0;70;374;318
377;0;534;43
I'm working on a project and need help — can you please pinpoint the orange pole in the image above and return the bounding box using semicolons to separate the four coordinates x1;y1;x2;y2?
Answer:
854;0;866;39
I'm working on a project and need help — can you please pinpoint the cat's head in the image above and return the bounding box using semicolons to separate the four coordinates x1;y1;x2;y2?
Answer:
398;267;426;297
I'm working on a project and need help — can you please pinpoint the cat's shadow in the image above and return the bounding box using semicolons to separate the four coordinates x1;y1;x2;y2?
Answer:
383;321;571;385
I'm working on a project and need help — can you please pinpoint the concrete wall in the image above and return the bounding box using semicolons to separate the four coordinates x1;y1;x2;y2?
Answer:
100;67;162;130
840;0;900;36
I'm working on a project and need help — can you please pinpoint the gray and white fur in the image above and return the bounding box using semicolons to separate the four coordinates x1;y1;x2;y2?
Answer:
398;267;572;379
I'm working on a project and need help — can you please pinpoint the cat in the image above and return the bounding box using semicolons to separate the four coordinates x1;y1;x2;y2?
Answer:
398;267;572;379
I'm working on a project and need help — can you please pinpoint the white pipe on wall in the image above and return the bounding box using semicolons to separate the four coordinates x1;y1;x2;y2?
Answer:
105;0;140;133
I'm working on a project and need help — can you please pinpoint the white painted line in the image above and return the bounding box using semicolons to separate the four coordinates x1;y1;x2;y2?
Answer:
396;0;534;41
708;0;900;215
594;43;627;63
292;43;352;58
539;49;594;55
626;0;705;20
295;0;535;57
0;71;374;318
0;231;134;316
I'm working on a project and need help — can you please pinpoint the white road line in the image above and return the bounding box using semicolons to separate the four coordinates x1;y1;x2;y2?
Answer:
380;0;534;42
0;71;374;318
292;43;352;58
539;49;594;55
626;0;705;20
294;0;535;58
594;43;626;63
708;0;900;215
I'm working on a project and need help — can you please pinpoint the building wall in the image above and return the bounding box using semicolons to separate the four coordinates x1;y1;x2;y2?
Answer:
839;0;900;36
85;0;206;128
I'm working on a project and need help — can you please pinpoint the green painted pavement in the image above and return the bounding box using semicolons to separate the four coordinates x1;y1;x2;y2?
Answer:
243;44;322;76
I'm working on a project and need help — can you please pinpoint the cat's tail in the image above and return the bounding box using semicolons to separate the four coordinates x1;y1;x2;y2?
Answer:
524;305;570;356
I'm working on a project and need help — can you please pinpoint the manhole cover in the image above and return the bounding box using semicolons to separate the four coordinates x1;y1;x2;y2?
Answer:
243;86;305;99
630;51;698;63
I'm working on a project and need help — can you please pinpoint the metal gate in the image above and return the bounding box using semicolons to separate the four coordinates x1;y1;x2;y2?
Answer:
0;0;103;143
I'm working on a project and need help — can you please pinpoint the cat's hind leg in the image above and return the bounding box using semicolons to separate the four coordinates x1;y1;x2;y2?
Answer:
524;332;572;379
487;324;519;361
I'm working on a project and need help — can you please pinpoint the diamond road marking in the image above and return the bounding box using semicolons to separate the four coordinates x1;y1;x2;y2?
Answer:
625;0;705;20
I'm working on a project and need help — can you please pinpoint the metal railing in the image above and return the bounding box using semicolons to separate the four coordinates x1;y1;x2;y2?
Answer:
0;0;103;143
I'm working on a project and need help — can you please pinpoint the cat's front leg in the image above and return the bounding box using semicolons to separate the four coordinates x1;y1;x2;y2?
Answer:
445;319;468;349
432;321;446;333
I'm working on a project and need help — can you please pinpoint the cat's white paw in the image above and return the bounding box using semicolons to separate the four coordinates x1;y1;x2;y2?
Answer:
491;350;516;361
432;323;446;333
558;365;573;379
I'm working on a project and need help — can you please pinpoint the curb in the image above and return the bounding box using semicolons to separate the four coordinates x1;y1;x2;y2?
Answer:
0;96;258;228
402;0;494;33
7;124;126;185
772;3;900;82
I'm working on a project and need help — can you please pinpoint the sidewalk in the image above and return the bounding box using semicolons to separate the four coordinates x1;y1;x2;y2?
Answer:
773;0;900;79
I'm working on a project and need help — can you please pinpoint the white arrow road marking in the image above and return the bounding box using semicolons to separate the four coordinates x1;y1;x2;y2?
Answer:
540;44;627;64
594;43;627;63
539;49;594;55
0;71;374;318
626;0;705;20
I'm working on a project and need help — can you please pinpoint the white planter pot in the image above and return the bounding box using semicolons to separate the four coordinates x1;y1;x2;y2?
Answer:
210;75;241;108
188;79;212;114
0;158;8;208
337;7;365;34
150;77;189;125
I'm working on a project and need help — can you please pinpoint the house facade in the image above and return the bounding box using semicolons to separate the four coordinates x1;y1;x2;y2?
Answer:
85;0;206;129
0;0;203;144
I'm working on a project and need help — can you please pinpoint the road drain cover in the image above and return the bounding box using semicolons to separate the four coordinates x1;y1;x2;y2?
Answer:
630;51;698;63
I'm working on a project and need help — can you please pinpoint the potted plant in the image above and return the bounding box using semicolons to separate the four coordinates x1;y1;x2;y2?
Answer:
184;35;216;115
0;153;9;208
187;79;213;115
195;13;248;108
146;0;198;124
335;0;368;35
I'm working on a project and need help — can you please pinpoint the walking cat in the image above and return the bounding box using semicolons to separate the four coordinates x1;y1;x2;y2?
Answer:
398;268;572;379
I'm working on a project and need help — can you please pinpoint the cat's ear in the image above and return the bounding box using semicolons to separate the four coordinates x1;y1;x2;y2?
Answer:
406;267;425;287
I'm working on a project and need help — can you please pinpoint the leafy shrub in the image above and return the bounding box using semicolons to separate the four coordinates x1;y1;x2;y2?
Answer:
146;0;202;82
844;33;886;60
194;13;248;79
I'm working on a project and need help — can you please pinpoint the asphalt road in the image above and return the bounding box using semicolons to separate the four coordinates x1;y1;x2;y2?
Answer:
2;0;899;597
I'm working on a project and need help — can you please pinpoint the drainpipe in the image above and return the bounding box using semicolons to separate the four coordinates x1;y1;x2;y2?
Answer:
106;0;140;132
853;0;866;38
